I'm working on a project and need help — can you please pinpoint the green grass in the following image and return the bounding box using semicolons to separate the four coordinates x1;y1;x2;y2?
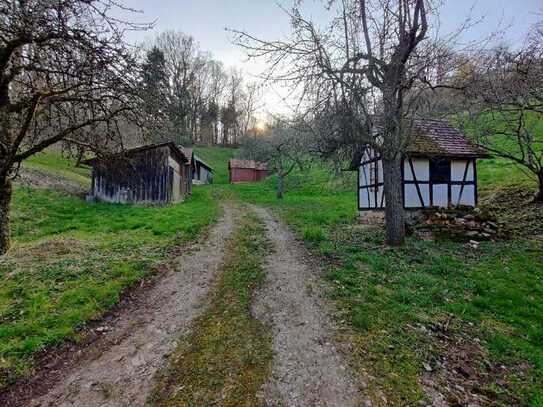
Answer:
223;161;543;405
194;147;239;185
23;151;91;187
150;211;273;406
1;186;220;388
458;112;542;193
4;142;543;404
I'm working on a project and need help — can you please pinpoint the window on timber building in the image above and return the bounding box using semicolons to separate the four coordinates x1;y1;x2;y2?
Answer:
430;159;451;183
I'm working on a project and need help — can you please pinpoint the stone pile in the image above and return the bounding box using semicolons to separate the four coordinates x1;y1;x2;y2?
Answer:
414;208;500;242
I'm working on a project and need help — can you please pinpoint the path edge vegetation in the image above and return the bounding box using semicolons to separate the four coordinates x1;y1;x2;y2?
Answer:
148;208;273;406
0;187;221;390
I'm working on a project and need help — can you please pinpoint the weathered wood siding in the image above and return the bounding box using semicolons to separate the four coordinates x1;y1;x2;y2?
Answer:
91;146;182;204
193;165;213;185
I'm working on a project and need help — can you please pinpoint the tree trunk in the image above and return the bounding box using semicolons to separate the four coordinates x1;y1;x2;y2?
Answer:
536;170;543;202
382;155;405;246
334;158;341;177
75;148;85;168
277;174;284;200
0;176;12;256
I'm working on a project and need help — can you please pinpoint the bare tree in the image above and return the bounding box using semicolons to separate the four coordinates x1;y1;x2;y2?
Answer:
208;60;228;143
460;24;543;200
240;118;309;199
144;32;259;146
232;0;456;245
0;0;149;255
221;68;244;145
239;82;262;138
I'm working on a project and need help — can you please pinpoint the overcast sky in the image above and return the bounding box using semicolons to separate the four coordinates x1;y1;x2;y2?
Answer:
120;0;542;115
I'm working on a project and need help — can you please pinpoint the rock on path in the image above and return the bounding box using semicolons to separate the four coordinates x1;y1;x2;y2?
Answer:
252;206;361;407
29;205;238;407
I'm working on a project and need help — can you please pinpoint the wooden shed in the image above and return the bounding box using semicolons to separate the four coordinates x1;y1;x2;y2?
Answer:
358;119;489;211
180;147;194;195
228;159;269;184
84;142;190;205
193;155;214;185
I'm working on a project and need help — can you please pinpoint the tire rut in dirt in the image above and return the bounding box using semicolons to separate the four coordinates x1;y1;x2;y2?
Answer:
252;206;361;407
27;204;239;407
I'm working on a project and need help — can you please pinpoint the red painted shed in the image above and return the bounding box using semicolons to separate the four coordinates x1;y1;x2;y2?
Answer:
229;159;269;184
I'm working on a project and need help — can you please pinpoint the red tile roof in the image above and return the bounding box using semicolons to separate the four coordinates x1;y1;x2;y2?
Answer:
229;159;268;170
407;119;488;157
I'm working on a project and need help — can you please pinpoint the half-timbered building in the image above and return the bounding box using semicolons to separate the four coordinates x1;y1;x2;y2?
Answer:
358;119;489;211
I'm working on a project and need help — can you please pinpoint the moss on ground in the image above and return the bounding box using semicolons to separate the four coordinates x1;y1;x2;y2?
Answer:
149;211;273;406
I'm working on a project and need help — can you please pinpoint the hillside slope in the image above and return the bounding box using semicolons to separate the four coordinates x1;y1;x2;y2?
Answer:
2;152;221;390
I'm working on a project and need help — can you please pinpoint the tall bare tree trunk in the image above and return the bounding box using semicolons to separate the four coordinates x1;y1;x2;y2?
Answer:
382;155;405;245
536;170;543;202
0;176;12;255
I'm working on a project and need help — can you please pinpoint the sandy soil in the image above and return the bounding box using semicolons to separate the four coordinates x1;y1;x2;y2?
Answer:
252;206;362;407
26;204;238;407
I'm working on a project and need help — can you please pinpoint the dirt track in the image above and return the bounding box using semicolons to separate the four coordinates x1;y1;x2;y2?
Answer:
27;205;238;407
252;207;361;406
6;204;363;406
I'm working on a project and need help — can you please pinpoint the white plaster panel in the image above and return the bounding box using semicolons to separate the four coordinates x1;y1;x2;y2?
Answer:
361;150;369;164
452;185;476;206
451;160;474;182
360;189;370;209
432;184;448;208
403;158;429;181
378;160;384;183
404;184;430;208
360;165;370;187
368;186;376;208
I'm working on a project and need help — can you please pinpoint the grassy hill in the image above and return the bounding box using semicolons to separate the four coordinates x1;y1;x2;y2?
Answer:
23;152;91;187
3;145;542;404
2;153;221;388
194;146;238;185
222;157;543;405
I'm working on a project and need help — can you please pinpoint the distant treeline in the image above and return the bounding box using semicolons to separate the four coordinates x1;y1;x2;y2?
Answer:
140;31;260;147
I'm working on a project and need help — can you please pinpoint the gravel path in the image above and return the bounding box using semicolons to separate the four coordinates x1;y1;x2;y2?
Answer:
252;206;361;407
28;204;238;407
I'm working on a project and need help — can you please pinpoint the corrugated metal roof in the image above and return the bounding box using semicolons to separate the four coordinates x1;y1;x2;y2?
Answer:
229;159;268;170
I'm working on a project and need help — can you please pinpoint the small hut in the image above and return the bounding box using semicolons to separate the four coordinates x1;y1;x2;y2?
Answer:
358;119;489;211
84;142;189;205
193;155;214;185
228;159;269;184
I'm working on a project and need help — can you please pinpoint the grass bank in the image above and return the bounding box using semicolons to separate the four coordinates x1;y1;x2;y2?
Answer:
194;146;238;185
225;164;543;405
150;210;273;406
23;151;91;187
0;187;220;388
